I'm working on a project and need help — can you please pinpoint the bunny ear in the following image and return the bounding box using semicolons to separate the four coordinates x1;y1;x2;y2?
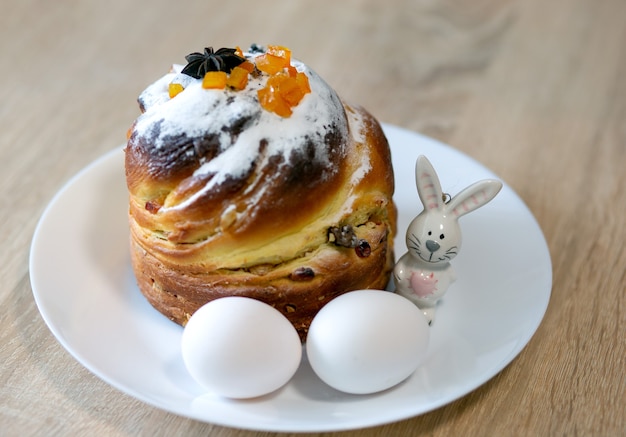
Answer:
447;179;503;218
415;155;445;211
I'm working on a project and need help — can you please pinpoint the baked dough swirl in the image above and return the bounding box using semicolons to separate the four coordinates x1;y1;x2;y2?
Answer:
125;50;396;340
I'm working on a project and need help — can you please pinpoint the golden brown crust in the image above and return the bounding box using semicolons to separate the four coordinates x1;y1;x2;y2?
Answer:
126;102;396;341
130;216;392;340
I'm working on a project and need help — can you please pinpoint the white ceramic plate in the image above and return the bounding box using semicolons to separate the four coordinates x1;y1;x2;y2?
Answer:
30;125;552;432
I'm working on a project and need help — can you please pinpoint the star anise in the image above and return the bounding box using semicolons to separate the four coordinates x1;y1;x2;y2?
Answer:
181;47;246;79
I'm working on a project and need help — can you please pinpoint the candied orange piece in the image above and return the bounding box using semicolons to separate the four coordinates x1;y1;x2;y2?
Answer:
268;74;305;106
234;46;244;58
238;60;255;73
202;71;227;89
255;53;289;75
226;66;249;90
267;45;291;64
258;87;292;117
285;65;298;77
168;82;184;98
295;72;311;93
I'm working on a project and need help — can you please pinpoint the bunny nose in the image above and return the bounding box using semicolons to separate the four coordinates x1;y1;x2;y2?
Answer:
425;240;440;253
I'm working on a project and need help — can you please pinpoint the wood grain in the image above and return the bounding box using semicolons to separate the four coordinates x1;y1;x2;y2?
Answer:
1;0;624;435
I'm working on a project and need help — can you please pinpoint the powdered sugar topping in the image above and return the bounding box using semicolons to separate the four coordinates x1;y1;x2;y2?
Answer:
132;53;348;211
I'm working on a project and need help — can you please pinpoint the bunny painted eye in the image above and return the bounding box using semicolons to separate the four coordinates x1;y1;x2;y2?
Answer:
428;231;432;236
439;234;445;240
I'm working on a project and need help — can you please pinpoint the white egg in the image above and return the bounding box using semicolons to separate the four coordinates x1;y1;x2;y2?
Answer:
306;289;430;395
181;297;302;399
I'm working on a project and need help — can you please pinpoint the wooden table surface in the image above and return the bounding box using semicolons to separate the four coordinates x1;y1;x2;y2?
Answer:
2;0;624;435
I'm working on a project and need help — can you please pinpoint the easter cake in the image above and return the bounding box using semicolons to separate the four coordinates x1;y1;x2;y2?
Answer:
125;45;396;340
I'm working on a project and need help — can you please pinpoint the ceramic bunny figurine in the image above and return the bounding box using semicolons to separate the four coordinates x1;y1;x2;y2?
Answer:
394;155;502;324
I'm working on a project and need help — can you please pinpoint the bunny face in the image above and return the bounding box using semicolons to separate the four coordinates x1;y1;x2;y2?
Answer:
405;211;461;265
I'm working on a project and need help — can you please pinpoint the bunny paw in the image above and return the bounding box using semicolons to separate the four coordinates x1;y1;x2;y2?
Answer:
421;307;436;325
